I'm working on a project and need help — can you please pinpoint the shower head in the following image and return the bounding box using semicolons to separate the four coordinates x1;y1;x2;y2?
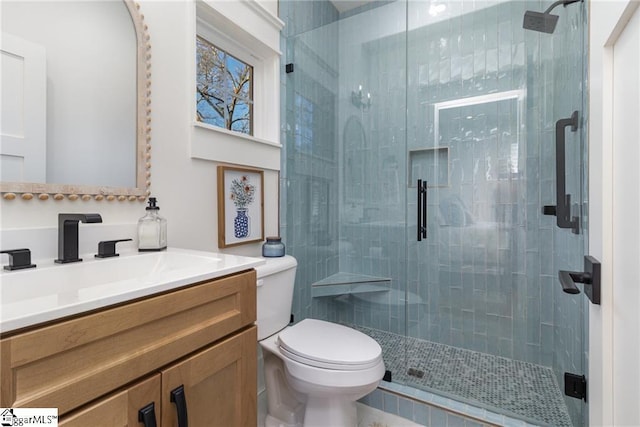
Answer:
523;10;559;33
522;0;582;34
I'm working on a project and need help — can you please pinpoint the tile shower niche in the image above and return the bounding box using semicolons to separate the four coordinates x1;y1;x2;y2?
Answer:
409;147;449;188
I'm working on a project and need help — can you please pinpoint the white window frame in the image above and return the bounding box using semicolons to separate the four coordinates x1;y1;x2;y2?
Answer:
191;0;283;171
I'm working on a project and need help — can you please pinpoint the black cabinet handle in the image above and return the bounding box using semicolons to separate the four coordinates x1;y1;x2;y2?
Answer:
170;385;188;427
417;180;428;241
543;111;580;234
138;402;157;427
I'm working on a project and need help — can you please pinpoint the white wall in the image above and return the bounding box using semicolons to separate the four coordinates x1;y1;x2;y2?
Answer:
588;1;640;425
0;0;281;260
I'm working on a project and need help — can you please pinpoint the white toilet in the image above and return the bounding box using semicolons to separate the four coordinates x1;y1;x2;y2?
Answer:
256;256;385;427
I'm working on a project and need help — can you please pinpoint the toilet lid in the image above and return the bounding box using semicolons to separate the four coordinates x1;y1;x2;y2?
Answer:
277;319;382;370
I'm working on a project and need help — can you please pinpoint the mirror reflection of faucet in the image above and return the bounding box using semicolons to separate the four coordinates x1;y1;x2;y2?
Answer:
55;213;103;264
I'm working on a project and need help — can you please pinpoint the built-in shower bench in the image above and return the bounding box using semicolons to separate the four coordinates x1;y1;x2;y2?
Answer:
311;272;391;298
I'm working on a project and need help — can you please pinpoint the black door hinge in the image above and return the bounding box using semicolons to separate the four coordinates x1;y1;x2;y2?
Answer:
564;373;587;401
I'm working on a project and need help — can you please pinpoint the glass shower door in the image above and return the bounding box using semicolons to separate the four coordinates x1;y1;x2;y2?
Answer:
403;0;588;425
539;0;589;423
300;0;411;363
331;0;410;345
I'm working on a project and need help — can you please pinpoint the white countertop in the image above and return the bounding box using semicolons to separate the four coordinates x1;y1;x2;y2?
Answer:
0;248;264;334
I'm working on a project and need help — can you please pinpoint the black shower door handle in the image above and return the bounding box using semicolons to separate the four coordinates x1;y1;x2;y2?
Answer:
417;179;427;241
558;255;601;305
543;111;580;234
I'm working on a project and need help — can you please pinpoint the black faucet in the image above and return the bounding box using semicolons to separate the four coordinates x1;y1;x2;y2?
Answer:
55;213;103;264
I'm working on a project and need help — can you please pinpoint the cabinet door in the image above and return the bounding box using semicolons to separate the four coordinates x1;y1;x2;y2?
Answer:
59;374;161;427
161;326;257;427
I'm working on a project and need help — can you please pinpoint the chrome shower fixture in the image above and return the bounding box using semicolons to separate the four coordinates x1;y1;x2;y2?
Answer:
522;0;582;34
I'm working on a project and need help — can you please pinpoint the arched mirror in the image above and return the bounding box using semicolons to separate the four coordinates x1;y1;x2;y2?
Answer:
0;0;151;202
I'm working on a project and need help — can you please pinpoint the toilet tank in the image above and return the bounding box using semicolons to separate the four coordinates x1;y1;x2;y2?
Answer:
255;255;297;340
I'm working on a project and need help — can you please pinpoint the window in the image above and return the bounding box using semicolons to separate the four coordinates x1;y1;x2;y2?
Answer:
191;0;283;170
196;36;253;135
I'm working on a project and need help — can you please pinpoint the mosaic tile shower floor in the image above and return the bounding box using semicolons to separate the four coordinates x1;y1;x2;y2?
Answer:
352;325;573;427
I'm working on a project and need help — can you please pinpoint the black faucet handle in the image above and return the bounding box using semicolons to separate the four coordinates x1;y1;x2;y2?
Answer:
1;248;37;271
95;239;133;258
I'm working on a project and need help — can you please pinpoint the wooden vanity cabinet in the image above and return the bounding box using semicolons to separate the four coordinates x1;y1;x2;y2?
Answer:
1;269;257;427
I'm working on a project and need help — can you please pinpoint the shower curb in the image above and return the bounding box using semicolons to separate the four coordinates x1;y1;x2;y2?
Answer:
361;380;547;427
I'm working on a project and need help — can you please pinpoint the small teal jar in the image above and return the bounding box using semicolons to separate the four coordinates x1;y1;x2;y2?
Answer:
262;236;285;257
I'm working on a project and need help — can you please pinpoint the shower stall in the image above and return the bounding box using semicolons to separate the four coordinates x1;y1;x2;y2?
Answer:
279;1;588;425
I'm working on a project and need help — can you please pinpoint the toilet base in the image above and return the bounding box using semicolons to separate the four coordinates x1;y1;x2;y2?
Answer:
265;413;302;427
263;351;306;426
263;398;357;427
303;396;357;427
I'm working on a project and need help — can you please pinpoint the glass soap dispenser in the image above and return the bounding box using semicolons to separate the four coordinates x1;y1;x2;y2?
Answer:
138;197;167;251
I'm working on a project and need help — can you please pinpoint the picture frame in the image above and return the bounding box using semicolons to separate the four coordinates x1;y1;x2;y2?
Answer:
217;165;264;248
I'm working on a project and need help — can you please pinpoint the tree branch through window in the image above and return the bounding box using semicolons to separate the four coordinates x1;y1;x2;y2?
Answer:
196;37;253;135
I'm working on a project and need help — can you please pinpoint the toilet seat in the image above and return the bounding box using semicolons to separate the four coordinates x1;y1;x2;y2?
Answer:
277;319;382;371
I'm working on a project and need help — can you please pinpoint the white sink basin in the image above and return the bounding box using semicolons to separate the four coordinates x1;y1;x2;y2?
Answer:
0;248;264;333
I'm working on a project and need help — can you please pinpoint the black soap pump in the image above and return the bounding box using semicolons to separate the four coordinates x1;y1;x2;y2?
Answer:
138;197;167;251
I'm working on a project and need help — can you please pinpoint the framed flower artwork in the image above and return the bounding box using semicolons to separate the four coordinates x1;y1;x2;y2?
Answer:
217;165;264;248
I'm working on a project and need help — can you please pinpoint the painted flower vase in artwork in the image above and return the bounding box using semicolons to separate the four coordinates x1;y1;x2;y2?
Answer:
234;208;250;238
